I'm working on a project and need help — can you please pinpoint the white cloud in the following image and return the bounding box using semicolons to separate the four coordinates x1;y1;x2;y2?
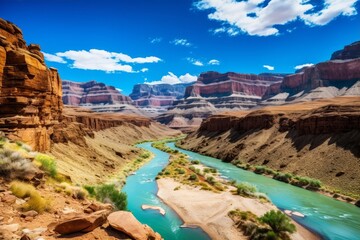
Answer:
195;0;359;36
43;52;67;63
46;49;161;73
140;68;149;72
171;38;192;47
263;65;275;71
208;59;220;65
150;37;162;44
147;72;197;85
211;26;240;36
294;63;314;70
187;58;204;66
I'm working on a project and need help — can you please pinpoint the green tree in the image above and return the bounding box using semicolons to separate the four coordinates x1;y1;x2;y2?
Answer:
259;210;296;238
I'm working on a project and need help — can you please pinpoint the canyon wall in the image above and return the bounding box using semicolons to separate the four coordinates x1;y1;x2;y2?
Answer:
179;97;360;195
130;83;190;107
63;80;132;106
0;19;62;151
263;41;360;102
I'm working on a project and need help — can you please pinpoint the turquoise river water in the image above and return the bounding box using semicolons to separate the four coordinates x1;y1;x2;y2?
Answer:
122;142;360;240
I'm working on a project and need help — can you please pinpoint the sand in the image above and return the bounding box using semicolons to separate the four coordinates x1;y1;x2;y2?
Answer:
141;205;166;215
157;178;320;240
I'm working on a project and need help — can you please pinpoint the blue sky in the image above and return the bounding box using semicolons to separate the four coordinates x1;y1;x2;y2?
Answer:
1;0;360;94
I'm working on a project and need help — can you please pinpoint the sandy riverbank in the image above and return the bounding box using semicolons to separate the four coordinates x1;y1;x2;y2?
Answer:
157;178;320;240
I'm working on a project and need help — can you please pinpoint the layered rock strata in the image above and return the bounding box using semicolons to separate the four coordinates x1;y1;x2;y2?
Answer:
179;97;360;195
0;19;62;151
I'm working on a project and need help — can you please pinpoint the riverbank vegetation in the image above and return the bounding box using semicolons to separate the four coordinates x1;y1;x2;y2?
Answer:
232;159;359;202
229;209;296;240
153;141;269;202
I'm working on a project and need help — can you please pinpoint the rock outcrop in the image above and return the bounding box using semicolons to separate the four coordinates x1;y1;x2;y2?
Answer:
0;18;62;151
155;72;284;129
62;80;146;115
179;97;360;195
331;41;360;60
63;80;132;106
130;83;190;107
52;210;109;235
263;41;360;104
107;211;162;240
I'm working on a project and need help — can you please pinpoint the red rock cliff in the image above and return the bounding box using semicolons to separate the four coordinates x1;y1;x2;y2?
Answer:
62;80;132;106
0;19;62;151
185;71;283;98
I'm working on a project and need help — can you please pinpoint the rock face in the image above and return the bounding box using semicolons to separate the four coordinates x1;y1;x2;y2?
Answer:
263;41;360;104
62;80;146;115
53;210;109;235
179;97;360;195
331;41;360;60
130;83;190;106
156;72;284;129
107;211;162;240
0;18;62;151
63;80;132;106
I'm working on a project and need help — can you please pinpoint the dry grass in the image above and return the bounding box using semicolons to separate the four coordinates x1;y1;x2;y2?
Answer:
10;181;51;213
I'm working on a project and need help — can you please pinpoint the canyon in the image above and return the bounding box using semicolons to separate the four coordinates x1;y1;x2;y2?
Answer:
178;97;360;196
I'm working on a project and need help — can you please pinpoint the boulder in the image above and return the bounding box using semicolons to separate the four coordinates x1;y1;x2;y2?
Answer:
52;209;109;235
355;200;360;208
107;211;161;240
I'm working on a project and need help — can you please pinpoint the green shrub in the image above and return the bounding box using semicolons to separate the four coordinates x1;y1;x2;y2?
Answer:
273;172;292;183
191;160;200;164
189;166;196;171
35;153;57;178
259;210;296;236
176;168;185;174
95;184;127;210
189;174;198;181
164;170;170;175
84;185;96;197
206;176;216;185
254;166;266;174
140;152;150;159
236;182;257;197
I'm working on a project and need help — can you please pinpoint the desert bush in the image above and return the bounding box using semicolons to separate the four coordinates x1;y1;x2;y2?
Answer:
206;176;216;185
176;168;185;174
95;184;127;210
10;181;35;198
0;148;36;179
35;153;57;178
189;174;198;181
259;210;296;237
236;182;257;197
189;166;196;171
273;172;292;183
73;188;87;200
191;160;200;164
140;152;150;159
10;181;50;213
254;166;266;174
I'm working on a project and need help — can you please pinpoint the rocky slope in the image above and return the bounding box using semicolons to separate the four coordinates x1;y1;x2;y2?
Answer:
50;106;180;184
262;41;360;105
130;83;190;106
0;18;62;152
178;97;360;196
156;72;284;129
62;80;146;116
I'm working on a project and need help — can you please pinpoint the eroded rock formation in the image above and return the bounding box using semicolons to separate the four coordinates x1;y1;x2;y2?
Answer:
263;41;360;103
179;97;360;195
63;80;132;106
0;19;62;151
130;83;190;107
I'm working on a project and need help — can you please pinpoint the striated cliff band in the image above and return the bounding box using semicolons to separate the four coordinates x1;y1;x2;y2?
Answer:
0;18;62;152
62;80;146;116
178;97;360;196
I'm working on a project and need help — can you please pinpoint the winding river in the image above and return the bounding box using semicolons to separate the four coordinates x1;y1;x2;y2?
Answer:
122;142;210;240
123;141;360;240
